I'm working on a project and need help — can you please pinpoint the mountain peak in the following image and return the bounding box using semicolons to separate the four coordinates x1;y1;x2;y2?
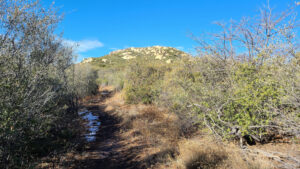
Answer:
82;46;189;65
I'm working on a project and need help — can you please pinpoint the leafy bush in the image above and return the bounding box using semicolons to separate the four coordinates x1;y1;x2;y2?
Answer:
160;56;299;140
0;0;80;168
124;60;169;104
222;64;283;135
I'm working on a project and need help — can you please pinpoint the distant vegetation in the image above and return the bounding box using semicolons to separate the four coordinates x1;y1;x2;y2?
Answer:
80;46;188;91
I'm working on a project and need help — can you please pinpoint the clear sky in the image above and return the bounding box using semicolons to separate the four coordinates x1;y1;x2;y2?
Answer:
44;0;297;62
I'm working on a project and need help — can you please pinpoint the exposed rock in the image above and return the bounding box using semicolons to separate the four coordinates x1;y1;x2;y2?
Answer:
82;58;93;63
108;46;188;60
122;55;136;60
155;54;163;60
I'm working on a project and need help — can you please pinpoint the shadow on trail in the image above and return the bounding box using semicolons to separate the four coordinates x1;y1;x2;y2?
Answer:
72;90;147;169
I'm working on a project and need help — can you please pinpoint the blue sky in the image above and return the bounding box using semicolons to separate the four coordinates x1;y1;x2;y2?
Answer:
44;0;296;62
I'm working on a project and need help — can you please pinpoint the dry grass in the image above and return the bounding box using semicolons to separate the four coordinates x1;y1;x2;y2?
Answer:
105;91;181;168
157;136;274;169
132;106;179;145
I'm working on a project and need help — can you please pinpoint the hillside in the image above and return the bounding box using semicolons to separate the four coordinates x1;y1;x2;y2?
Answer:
81;46;190;68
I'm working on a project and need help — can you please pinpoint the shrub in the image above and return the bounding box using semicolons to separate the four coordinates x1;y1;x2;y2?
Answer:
96;67;126;91
159;2;300;141
124;60;169;104
0;0;80;168
68;63;99;98
160;56;299;141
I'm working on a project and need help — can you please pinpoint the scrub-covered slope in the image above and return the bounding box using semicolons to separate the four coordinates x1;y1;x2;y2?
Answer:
81;46;189;68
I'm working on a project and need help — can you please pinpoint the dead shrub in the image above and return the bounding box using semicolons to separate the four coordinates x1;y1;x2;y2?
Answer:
165;137;275;169
138;107;180;145
185;146;228;169
144;147;179;167
140;106;165;122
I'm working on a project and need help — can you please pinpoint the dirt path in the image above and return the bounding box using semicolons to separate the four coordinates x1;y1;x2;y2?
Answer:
39;87;165;169
72;89;143;169
39;87;300;169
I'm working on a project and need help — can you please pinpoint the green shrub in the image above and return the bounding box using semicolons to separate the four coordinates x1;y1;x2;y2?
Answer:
124;60;169;104
223;64;283;135
0;1;80;168
159;56;299;140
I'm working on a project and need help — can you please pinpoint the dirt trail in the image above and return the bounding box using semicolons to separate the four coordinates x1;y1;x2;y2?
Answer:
72;88;143;169
39;87;300;169
39;86;169;169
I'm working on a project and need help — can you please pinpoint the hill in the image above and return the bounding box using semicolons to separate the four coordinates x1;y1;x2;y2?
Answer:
81;46;190;68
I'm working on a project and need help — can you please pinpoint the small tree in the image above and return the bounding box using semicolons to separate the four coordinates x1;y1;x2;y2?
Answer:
189;2;299;144
0;0;76;167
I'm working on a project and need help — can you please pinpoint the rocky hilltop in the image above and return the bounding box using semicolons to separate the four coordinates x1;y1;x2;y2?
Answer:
81;46;189;66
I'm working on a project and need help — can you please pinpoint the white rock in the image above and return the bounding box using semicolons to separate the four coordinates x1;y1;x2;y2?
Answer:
155;54;163;60
82;58;93;63
122;55;136;60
